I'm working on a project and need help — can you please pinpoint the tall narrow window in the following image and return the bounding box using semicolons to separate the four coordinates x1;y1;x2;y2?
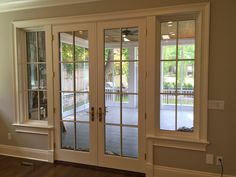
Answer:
160;20;195;132
26;31;48;120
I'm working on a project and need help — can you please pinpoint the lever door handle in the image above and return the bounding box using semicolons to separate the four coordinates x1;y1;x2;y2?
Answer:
98;107;103;122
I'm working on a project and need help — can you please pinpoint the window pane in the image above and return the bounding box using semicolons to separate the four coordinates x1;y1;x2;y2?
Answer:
75;31;89;61
105;94;120;124
178;20;195;59
160;94;176;130
104;29;121;62
60;63;74;91
37;31;46;62
60;32;74;62
75;63;89;92
26;32;37;62
76;93;89;122
28;91;38;120
27;64;38;90
105;125;121;156
122;62;138;94
177;61;194;94
105;61;121;93
177;95;194;132
61;92;74;121
39;91;47;120
39;64;47;89
76;122;89;151
161;21;177;60
160;61;176;93
122;127;138;158
122;94;138;126
61;121;75;150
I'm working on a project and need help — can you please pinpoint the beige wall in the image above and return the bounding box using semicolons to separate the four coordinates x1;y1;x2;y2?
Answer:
0;0;235;175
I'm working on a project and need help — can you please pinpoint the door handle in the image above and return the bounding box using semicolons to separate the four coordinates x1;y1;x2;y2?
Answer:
89;107;95;122
98;107;103;122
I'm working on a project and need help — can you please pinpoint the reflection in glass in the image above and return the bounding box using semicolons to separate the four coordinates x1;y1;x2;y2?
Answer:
75;30;89;61
60;32;74;62
26;32;37;62
27;64;38;90
28;91;38;120
105;125;121;156
60;63;74;91
105;62;121;93
160;61;176;93
122;27;138;43
160;94;176;130
105;94;120;124
178;20;195;59
122;127;138;158
122;62;138;94
38;31;46;62
76;93;89;122
39;64;47;89
161;21;177;60
61;121;75;150
75;63;89;92
177;95;194;132
76;123;89;151
61;92;74;121
177;61;194;94
39;91;47;120
122;95;138;126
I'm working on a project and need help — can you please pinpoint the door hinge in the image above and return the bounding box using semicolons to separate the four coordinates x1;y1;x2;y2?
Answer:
52;34;54;41
146;72;148;78
53;108;56;113
145;112;147;120
145;153;147;160
146;29;148;36
53;72;55;78
54;142;56;148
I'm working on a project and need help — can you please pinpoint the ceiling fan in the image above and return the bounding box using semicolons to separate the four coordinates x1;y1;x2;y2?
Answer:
122;28;138;41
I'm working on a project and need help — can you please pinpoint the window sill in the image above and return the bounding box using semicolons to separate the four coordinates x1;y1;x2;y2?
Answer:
13;121;53;135
146;135;209;151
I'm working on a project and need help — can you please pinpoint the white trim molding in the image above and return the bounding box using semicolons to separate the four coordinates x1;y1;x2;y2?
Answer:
0;0;101;13
0;144;54;163
154;165;236;177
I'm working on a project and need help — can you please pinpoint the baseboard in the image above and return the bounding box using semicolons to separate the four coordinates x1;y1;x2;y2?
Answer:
154;165;235;177
0;144;54;163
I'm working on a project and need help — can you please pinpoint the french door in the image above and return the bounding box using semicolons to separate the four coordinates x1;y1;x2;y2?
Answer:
53;19;146;172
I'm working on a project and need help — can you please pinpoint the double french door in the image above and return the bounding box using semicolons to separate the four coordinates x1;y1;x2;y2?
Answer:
53;19;146;172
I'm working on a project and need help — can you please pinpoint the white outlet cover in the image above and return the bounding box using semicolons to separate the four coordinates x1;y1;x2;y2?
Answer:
206;154;214;165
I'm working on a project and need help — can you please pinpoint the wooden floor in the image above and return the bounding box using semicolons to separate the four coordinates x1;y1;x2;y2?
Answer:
0;155;145;177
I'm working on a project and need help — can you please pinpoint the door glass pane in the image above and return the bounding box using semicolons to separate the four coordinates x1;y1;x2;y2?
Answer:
61;92;74;121
122;94;138;126
105;61;121;93
105;125;121;156
122;62;138;94
122;127;138;158
75;30;89;61
61;121;75;150
60;63;74;91
39;64;47;89
27;64;38;90
60;32;74;62
76;93;89;122
76;123;89;151
39;91;47;120
105;94;120;124
28;91;38;120
160;61;176;93
26;32;37;62
38;31;46;62
75;63;89;92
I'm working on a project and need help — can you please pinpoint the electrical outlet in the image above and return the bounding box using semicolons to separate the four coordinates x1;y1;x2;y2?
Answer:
216;156;223;165
206;154;214;164
8;133;12;140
